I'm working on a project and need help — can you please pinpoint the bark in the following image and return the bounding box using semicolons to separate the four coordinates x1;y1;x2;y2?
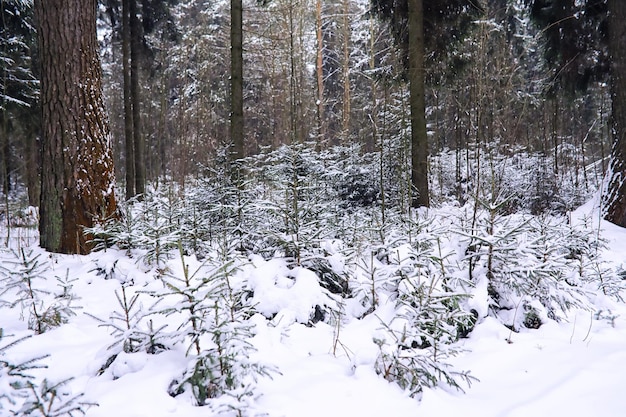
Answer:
0;115;10;195
315;0;325;144
341;0;351;139
231;0;244;167
408;0;429;207
35;0;117;254
288;1;297;144
602;0;626;226
24;120;40;207
130;0;145;196
123;0;135;200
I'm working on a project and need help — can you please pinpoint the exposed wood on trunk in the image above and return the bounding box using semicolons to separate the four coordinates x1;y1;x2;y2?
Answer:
35;0;117;254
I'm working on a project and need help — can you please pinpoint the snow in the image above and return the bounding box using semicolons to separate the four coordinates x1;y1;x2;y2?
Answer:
420;311;626;417
2;199;626;417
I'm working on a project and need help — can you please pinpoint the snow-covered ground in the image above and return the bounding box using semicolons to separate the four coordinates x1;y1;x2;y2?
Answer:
2;198;626;417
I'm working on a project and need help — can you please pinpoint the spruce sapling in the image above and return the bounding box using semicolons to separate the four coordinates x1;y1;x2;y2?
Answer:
373;219;476;397
0;333;48;412
165;241;274;413
17;378;96;417
0;249;77;334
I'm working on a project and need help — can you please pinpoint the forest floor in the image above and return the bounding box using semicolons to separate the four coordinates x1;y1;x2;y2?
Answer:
2;197;626;417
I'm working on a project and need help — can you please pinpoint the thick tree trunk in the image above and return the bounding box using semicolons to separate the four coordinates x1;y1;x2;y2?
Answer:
130;0;145;196
35;0;117;254
122;0;135;200
408;0;429;207
231;0;244;170
602;0;626;226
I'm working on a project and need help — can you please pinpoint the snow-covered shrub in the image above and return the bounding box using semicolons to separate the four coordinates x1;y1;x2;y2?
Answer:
349;236;405;317
87;196;143;254
0;334;47;413
374;333;475;398
88;284;168;356
247;143;334;265
321;144;381;209
564;216;623;300
429;147;600;214
88;188;183;268
366;214;476;397
16;378;95;417
0;249;78;334
159;242;273;412
188;168;260;256
137;189;183;268
457;199;610;328
373;246;475;397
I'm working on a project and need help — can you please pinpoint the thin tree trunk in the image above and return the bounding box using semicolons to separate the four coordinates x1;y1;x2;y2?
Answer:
341;0;351;140
288;0;297;144
315;0;325;145
24;120;40;207
122;0;135;200
130;0;145;196
35;0;117;254
231;0;244;172
0;111;8;196
408;0;429;207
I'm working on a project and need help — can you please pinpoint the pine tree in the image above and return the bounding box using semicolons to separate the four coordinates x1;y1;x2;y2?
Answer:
230;0;244;176
602;0;626;226
35;0;118;254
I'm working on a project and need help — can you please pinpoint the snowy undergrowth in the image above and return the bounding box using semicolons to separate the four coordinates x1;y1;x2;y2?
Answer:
1;147;624;416
2;201;624;415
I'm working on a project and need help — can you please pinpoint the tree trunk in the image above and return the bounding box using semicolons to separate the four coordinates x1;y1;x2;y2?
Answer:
315;0;325;145
288;0;297;144
341;0;351;140
408;0;429;207
123;0;135;200
603;0;626;226
24;120;40;207
35;0;117;254
0;113;10;195
130;0;145;196
230;0;244;169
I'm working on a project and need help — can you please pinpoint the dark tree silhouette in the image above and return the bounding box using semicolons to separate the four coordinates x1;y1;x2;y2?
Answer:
602;0;626;226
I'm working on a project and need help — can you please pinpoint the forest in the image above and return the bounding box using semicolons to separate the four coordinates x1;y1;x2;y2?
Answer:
1;0;626;416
